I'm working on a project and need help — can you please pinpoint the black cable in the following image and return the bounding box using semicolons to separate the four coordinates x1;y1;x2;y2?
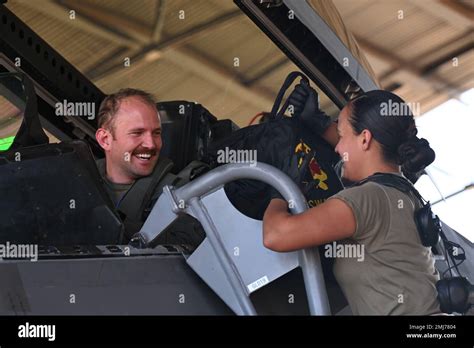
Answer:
442;241;454;278
441;236;466;278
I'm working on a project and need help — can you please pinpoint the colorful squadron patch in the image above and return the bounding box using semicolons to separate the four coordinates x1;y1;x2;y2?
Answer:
295;140;328;191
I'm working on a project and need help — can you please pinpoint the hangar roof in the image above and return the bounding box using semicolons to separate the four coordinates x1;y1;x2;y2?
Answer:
4;0;473;127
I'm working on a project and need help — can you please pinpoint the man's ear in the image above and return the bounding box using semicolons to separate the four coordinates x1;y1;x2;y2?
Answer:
96;128;112;151
360;129;373;151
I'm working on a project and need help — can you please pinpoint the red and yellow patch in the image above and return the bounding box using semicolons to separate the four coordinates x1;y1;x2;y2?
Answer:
295;140;328;191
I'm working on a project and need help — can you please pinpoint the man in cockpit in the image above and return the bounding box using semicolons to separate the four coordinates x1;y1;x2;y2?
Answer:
94;88;179;242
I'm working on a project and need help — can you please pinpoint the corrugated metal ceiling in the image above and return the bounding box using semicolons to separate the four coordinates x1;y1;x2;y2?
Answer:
3;0;473;128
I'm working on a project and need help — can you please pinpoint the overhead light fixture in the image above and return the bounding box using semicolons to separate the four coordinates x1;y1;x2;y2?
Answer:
144;50;162;62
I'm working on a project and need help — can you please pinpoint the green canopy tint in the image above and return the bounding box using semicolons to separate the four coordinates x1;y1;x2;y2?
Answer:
0;135;15;151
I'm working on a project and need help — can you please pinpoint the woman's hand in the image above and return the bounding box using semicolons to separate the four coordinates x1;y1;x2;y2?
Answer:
288;82;332;134
288;82;339;148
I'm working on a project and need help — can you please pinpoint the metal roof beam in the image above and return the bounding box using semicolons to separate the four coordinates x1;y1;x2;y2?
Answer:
243;58;289;86
18;0;140;48
59;0;151;44
421;42;474;76
162;47;274;124
380;29;473;81
16;1;269;111
356;36;464;98
151;0;167;43
45;2;274;117
409;0;473;30
86;9;243;80
439;0;474;23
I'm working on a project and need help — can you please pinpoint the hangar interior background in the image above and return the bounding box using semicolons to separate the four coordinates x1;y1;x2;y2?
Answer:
1;0;473;239
4;0;472;122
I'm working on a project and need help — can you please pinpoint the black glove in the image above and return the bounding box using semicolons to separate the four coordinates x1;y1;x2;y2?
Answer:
267;151;314;213
269;150;313;200
287;150;313;198
288;82;332;135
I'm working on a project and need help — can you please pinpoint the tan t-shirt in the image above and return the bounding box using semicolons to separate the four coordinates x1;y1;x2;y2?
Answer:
329;180;441;315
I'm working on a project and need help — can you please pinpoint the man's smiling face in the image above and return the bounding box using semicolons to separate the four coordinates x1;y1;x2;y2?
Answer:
102;96;162;183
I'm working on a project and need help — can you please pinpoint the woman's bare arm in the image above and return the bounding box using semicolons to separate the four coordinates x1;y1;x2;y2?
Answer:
263;197;355;252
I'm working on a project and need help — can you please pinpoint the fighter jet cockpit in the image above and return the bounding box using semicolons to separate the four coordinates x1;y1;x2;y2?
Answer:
0;0;472;319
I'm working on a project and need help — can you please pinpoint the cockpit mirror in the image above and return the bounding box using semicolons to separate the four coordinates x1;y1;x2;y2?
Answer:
0;72;26;151
0;72;48;152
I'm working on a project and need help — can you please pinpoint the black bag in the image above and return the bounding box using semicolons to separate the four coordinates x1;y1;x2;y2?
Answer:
206;72;343;219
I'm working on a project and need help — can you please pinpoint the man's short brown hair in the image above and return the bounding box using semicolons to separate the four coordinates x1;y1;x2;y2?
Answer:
97;88;157;132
